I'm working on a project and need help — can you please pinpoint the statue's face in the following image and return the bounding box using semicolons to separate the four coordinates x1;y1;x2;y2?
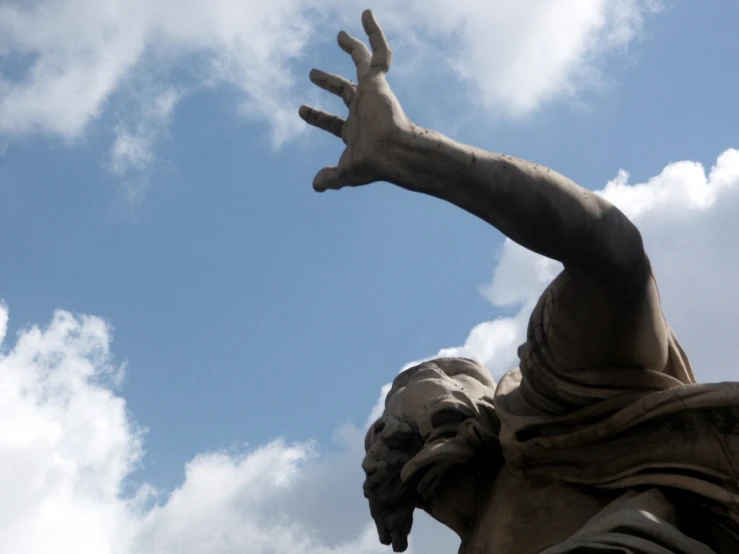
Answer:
362;358;498;552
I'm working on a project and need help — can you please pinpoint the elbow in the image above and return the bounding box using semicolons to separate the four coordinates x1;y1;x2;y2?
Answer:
591;204;649;280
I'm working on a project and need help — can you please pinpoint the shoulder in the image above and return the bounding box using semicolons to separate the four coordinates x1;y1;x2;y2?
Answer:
522;265;669;372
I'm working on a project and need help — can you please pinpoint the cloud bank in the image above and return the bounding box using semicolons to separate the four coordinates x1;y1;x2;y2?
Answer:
2;147;738;554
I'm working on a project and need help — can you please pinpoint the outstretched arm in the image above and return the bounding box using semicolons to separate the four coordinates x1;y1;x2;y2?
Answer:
388;126;645;279
300;10;669;371
299;11;643;278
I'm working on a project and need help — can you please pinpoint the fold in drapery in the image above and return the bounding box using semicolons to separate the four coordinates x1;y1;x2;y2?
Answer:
492;289;739;551
540;489;717;554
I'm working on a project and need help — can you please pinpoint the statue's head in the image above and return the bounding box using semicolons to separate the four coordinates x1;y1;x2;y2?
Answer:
362;357;501;551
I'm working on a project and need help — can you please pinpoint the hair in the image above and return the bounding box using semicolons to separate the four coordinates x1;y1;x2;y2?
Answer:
362;357;502;549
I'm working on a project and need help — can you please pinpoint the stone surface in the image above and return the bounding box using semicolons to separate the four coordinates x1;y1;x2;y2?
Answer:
301;9;739;553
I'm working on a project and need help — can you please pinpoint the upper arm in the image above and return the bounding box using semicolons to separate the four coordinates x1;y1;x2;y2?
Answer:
538;257;669;372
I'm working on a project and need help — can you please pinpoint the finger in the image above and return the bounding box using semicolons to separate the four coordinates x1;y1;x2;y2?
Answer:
377;524;392;547
368;500;393;545
387;507;413;552
312;166;346;192
298;105;344;139
361;9;392;73
309;68;356;107
337;30;372;80
391;532;408;552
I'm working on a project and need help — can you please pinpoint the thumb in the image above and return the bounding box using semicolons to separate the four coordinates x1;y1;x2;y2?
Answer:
313;166;344;192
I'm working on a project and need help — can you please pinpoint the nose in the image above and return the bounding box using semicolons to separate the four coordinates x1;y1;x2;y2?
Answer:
362;458;388;480
362;459;376;475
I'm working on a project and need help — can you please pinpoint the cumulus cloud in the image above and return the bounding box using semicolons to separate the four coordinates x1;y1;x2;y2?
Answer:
0;303;458;554
0;0;659;163
4;148;739;554
0;309;142;554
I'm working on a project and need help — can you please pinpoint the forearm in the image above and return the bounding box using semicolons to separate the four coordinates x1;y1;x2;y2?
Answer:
386;124;645;273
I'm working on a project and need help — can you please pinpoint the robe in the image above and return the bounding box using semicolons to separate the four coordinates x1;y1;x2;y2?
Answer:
493;284;739;553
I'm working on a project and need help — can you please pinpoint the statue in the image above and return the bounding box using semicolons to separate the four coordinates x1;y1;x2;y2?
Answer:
300;10;739;553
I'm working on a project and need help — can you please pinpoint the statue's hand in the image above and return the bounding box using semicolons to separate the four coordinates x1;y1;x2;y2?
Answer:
299;9;411;192
363;417;421;552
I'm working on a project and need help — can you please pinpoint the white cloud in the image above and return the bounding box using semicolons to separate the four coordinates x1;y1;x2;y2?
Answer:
0;301;7;344
4;148;738;554
0;309;142;554
107;86;182;207
0;0;659;162
0;0;316;156
368;0;661;117
108;88;181;177
0;303;458;554
366;383;391;430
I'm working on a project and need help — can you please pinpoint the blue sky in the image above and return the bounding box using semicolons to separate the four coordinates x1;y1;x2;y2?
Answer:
1;2;738;553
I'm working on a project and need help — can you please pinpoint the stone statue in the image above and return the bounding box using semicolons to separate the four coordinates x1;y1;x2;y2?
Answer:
300;10;739;553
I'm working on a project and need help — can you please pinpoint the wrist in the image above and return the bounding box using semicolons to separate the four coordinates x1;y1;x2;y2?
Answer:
384;123;471;196
383;123;440;191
